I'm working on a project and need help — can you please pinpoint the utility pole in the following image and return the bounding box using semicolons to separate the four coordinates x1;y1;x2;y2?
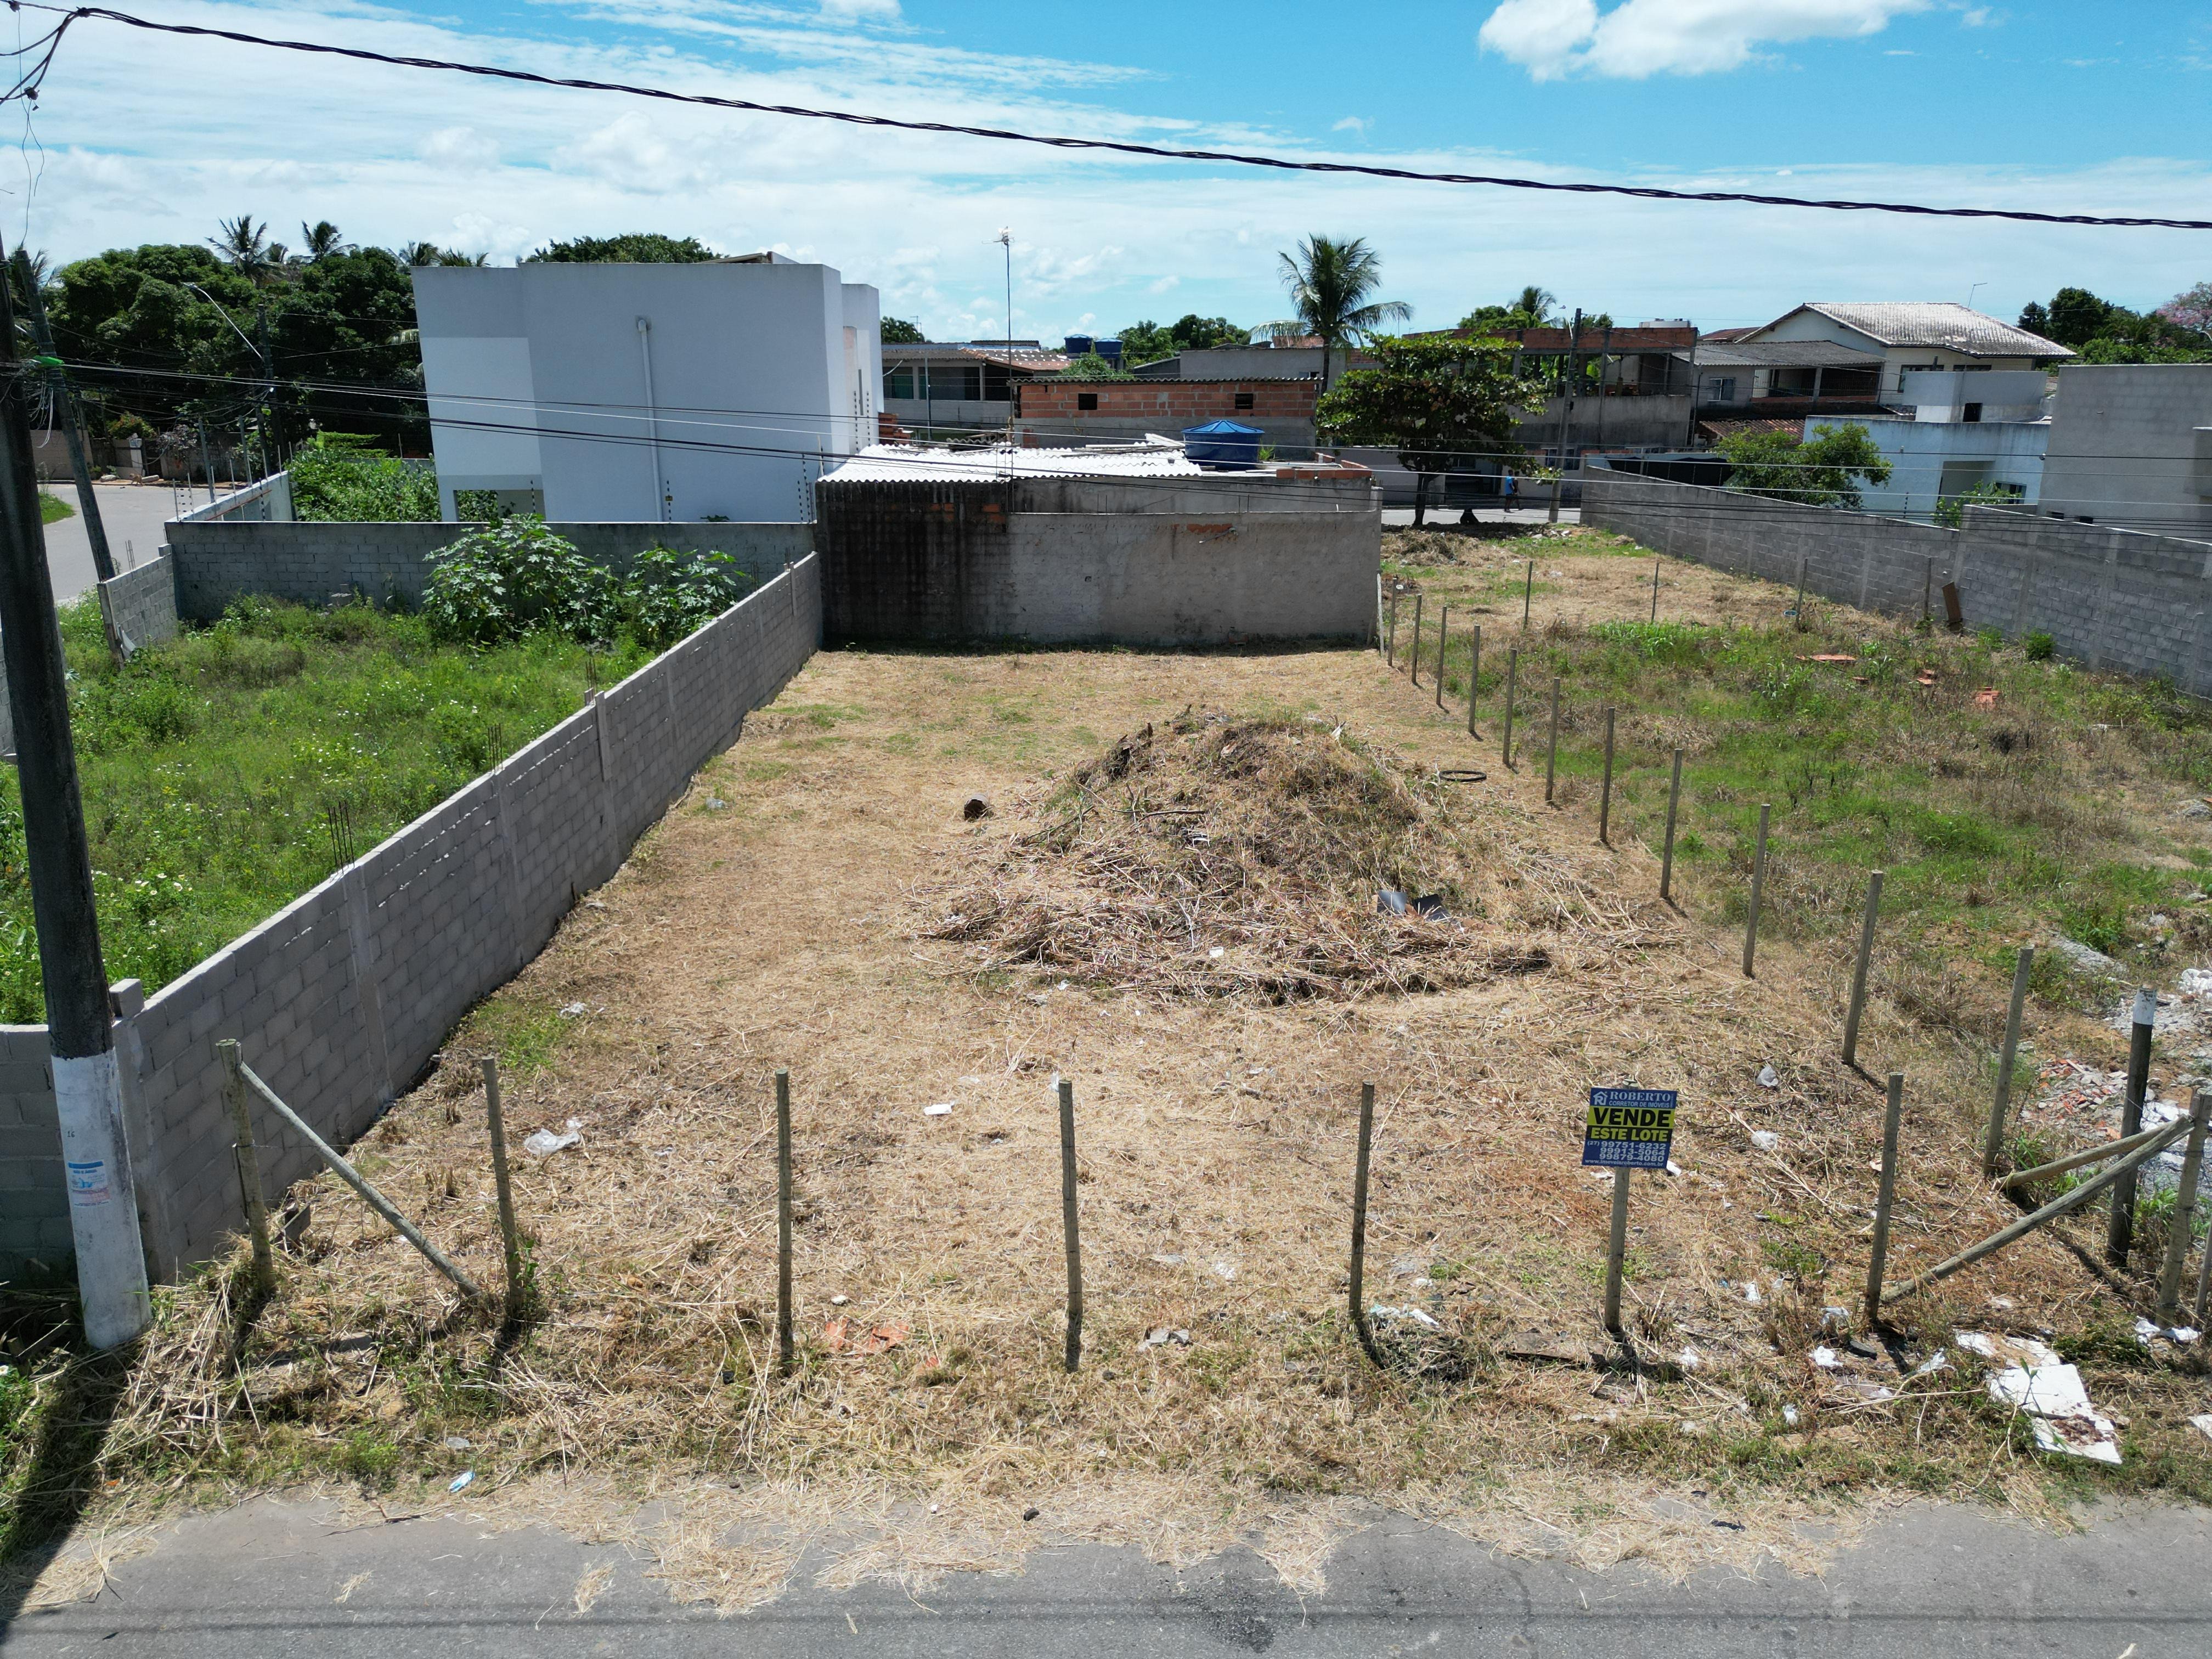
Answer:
254;303;276;475
1548;307;1582;525
0;236;148;1350
10;255;115;584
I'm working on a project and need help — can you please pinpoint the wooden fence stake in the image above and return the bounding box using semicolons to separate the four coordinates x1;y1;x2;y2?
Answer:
1502;650;1519;770
1982;946;2034;1175
1466;624;1481;737
1660;749;1683;904
1543;676;1561;806
1523;560;1534;630
1602;1167;1631;1335
1410;594;1424;686
1374;573;1385;654
1741;804;1770;978
236;1058;488;1305
2195;1184;2212;1331
2108;987;2157;1266
1842;870;1883;1069
2155;1092;2211;1323
776;1066;794;1374
1864;1071;1905;1321
1435;607;1447;708
1059;1075;1083;1373
1794;556;1808;624
1348;1082;1384;1368
218;1039;275;1297
1386;590;1397;667
1649;555;1660;622
1597;707;1616;845
481;1057;527;1319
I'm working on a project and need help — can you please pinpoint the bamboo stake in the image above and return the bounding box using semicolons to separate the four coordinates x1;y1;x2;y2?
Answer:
2155;1092;2210;1323
218;1040;274;1297
1502;650;1519;770
1348;1082;1383;1368
1982;946;2035;1176
1466;624;1481;737
481;1057;526;1319
1864;1073;1904;1320
238;1060;488;1305
1884;1116;2193;1304
1386;589;1397;667
1543;676;1561;806
1059;1074;1083;1373
1742;804;1770;978
2108;987;2157;1266
1409;594;1424;686
776;1067;794;1375
1842;871;1883;1069
1522;559;1533;630
1649;555;1660;622
1597;707;1616;845
1660;749;1683;904
1435;607;1447;708
2003;1119;2177;1190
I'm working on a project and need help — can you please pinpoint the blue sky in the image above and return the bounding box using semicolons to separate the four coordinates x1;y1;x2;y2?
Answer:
18;1;2212;340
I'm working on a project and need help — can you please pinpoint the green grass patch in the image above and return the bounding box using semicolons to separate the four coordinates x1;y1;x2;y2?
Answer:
0;597;653;1022
37;494;72;526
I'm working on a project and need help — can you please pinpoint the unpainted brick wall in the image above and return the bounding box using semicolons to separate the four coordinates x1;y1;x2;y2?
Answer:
1582;476;2212;693
0;556;823;1280
100;552;180;656
161;521;814;621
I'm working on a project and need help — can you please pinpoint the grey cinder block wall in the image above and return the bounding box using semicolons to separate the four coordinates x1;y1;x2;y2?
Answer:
0;557;823;1278
1582;475;2212;695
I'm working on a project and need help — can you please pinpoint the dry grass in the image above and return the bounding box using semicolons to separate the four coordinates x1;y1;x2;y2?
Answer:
43;545;2212;1606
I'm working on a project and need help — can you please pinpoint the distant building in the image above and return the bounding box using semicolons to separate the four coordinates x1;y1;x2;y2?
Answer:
1736;303;2069;396
1014;379;1321;455
2038;364;2212;534
878;340;1069;440
1805;368;2051;521
414;253;880;522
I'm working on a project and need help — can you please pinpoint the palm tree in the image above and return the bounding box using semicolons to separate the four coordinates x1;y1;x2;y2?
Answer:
1263;235;1410;393
438;249;489;267
301;221;351;261
210;213;274;281
1510;285;1558;328
396;240;444;267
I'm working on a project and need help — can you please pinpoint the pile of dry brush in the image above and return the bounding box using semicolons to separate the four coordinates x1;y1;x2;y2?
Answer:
918;712;1652;1001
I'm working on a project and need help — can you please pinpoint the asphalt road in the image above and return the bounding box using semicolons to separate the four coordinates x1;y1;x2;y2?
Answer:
36;483;175;604
2;1494;2203;1656
1380;505;1581;528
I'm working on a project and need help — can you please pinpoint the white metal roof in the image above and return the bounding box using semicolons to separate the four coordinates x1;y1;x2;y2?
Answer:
823;439;1204;483
1778;303;2072;358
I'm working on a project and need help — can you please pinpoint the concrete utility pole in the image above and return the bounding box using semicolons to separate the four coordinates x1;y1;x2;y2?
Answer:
1548;307;1582;525
10;254;115;584
0;238;148;1349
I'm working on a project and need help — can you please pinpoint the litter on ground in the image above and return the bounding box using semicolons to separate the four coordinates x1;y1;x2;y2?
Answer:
523;1119;583;1156
1757;1065;1780;1090
1957;1331;2121;1464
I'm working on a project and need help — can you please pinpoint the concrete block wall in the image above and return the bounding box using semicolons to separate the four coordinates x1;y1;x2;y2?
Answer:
99;552;180;657
161;520;814;621
1583;476;2212;693
0;556;823;1280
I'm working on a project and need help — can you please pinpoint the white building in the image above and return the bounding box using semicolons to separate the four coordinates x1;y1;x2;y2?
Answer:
414;254;881;523
2039;363;2212;534
1805;368;2052;521
1742;302;2069;397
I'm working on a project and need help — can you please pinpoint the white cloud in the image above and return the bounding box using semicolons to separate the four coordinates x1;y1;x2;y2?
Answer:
820;0;900;16
1148;274;1181;295
1332;116;1368;133
1479;0;1929;80
419;127;500;172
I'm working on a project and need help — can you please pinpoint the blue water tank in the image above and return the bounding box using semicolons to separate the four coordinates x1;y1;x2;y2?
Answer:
1096;337;1123;366
1063;333;1094;358
1182;419;1263;471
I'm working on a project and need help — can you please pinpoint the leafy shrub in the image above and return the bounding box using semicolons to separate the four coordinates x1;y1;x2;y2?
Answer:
422;518;616;647
289;446;438;522
2025;631;2056;661
621;546;752;651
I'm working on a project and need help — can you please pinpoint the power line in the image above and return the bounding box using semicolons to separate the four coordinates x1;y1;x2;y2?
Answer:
17;5;2212;233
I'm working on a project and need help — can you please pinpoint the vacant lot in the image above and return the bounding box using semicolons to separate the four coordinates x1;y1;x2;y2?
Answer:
11;525;2208;1610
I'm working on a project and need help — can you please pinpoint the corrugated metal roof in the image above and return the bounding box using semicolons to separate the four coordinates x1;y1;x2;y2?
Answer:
1781;303;2071;358
823;439;1203;483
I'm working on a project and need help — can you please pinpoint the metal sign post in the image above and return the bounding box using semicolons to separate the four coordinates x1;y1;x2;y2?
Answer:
1584;1086;1678;1335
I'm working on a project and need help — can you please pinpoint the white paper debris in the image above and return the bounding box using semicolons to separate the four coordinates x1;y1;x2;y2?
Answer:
1370;1305;1441;1329
1743;1280;1762;1305
1678;1346;1702;1371
923;1103;954;1117
1809;1346;1843;1370
1751;1130;1780;1152
1211;1259;1238;1282
1757;1065;1780;1090
1781;1404;1801;1427
2183;968;2212;995
1959;1330;2121;1464
523;1118;583;1156
1910;1350;1952;1379
2191;1414;2212;1443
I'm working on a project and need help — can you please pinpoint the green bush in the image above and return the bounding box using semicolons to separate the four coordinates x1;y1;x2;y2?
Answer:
622;545;752;651
289;446;438;522
422;517;616;647
2025;631;2056;661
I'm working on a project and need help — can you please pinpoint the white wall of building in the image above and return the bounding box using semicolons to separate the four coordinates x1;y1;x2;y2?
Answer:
2040;364;2212;534
1753;312;2042;396
415;260;879;523
1805;414;2047;521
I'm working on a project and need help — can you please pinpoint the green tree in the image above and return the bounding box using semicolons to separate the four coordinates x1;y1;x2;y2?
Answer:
1059;352;1134;381
300;221;351;261
2160;281;2212;336
209;213;276;284
1718;423;1893;510
1116;320;1173;364
2045;286;2116;348
2017;300;2050;337
880;316;925;343
1263;235;1410;394
524;233;718;263
1932;479;2022;529
1118;315;1247;365
1314;335;1535;526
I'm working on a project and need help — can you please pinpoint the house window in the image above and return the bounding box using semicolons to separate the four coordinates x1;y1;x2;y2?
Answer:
1963;403;1983;424
1077;391;1099;411
1233;392;1255;410
883;366;915;399
1703;376;1737;402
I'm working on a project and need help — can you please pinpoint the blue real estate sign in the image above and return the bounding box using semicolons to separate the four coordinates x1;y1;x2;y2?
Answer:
1582;1087;1678;1170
